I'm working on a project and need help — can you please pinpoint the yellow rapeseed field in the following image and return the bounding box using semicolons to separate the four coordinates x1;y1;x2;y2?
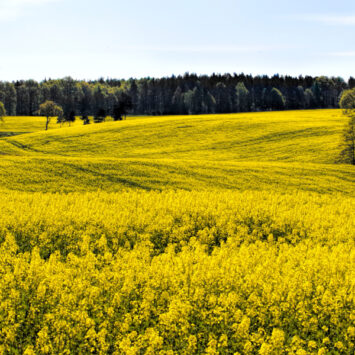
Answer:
0;110;354;194
0;110;354;353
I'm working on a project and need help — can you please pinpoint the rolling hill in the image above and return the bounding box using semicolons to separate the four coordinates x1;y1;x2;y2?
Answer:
0;109;354;194
1;109;354;353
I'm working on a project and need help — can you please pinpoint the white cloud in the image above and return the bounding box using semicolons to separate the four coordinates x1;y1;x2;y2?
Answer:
301;14;355;25
0;0;59;21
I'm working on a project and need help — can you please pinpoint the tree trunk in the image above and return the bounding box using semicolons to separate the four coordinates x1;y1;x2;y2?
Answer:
45;117;49;130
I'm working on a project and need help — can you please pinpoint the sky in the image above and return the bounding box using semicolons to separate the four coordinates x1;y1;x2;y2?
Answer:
0;0;354;81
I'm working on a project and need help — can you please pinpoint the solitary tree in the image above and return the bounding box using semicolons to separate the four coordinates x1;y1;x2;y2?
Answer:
38;101;63;130
57;110;76;126
80;115;90;125
112;105;123;121
57;113;66;126
57;113;66;127
67;111;76;126
0;101;6;122
338;89;355;165
94;108;106;123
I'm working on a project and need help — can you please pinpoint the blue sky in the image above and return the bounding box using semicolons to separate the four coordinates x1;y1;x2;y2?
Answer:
0;0;354;81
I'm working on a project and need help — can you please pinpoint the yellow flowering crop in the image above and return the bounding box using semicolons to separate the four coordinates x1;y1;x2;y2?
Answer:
0;190;354;353
0;110;354;195
0;110;354;353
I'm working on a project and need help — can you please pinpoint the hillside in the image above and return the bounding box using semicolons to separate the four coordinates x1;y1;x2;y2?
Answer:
1;110;354;353
0;109;354;194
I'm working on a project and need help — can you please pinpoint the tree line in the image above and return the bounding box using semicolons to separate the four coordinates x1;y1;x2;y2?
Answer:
0;77;354;165
0;74;353;118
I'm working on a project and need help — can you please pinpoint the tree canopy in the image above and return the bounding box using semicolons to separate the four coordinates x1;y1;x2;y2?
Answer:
0;74;349;118
339;89;355;115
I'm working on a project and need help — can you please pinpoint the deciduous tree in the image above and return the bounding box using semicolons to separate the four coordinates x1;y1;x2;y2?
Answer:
269;88;286;110
235;82;250;112
339;89;355;113
338;116;355;165
38;101;63;130
338;89;355;164
66;111;76;126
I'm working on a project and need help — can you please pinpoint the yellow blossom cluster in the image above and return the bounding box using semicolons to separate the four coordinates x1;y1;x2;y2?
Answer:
0;190;354;354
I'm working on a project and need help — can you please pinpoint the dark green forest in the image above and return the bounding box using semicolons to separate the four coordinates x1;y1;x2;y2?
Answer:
1;74;354;118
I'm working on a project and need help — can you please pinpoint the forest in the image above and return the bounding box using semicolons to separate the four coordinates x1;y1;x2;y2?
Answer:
0;74;353;119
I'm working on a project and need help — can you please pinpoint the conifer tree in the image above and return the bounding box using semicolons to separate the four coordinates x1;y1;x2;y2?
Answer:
94;108;106;123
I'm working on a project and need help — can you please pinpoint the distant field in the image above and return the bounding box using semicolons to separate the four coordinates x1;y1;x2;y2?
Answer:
0;110;354;353
0;109;354;194
0;110;347;162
